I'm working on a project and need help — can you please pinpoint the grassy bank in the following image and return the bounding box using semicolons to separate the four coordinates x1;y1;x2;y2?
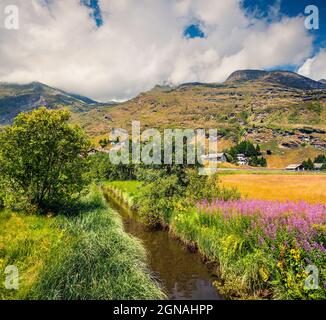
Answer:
0;186;165;300
0;210;65;299
106;181;326;300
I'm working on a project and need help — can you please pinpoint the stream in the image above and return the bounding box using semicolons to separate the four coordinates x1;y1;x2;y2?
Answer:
104;191;223;300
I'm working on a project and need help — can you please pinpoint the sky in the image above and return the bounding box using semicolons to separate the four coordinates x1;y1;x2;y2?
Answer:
0;0;325;102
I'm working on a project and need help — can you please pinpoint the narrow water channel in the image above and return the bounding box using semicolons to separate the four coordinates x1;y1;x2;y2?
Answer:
104;192;223;300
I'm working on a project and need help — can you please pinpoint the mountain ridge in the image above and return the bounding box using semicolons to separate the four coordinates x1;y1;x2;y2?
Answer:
0;82;118;125
226;69;326;90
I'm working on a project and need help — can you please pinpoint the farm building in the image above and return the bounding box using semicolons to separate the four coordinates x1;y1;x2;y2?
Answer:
285;164;305;171
314;163;324;171
201;153;227;163
237;154;248;165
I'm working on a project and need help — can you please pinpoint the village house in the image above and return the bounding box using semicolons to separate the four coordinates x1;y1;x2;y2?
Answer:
313;163;324;171
201;153;227;163
285;164;305;171
237;154;248;166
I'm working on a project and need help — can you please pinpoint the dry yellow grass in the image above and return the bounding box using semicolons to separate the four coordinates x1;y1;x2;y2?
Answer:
266;146;322;169
220;174;326;204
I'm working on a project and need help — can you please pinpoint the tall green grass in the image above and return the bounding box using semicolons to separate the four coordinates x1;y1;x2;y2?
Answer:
0;210;65;300
1;186;165;300
30;186;166;300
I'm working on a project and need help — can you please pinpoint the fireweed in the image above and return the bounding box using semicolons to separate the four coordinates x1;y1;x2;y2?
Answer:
197;200;326;250
195;199;326;298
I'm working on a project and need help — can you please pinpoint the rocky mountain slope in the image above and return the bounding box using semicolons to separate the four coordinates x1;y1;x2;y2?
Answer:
226;70;326;90
0;82;111;125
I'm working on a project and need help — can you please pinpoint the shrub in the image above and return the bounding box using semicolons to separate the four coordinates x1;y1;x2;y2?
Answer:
185;171;240;203
134;175;183;227
0;107;91;212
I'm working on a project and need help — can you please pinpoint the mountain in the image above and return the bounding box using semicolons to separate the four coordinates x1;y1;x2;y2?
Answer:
226;70;326;90
77;70;326;157
0;82;107;125
1;71;325;163
225;70;267;83
319;79;326;85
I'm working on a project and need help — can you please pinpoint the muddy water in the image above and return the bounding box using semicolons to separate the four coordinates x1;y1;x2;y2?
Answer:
104;192;223;300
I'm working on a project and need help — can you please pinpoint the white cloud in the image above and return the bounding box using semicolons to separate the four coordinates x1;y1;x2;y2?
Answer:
0;0;315;101
298;49;326;81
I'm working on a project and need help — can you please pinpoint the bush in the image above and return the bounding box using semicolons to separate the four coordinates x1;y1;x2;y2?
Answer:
134;169;240;227
185;171;240;202
89;153;136;182
0;107;91;212
134;175;183;227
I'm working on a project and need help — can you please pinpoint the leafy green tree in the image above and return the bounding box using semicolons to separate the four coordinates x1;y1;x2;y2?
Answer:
255;144;261;156
302;158;314;171
89;152;136;182
134;175;183;227
260;157;267;167
0;107;91;212
185;170;240;202
314;154;326;163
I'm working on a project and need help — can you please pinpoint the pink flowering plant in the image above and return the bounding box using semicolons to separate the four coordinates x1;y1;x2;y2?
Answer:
194;199;326;299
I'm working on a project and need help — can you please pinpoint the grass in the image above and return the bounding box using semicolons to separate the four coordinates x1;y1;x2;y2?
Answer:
265;146;323;169
0;186;165;300
220;174;326;204
171;204;325;299
109;180;326;299
105;180;142;196
0;210;65;300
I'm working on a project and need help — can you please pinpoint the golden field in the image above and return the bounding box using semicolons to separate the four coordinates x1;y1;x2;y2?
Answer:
220;174;326;204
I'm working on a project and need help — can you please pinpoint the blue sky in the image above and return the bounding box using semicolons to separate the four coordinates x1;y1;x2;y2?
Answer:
244;0;326;50
85;0;325;51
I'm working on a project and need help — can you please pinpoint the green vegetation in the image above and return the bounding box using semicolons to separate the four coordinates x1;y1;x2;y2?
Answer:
30;187;165;300
108;180;326;300
0;107;91;212
226;141;267;167
0;187;165;300
0;210;65;300
301;154;326;171
0;108;165;300
172;205;325;300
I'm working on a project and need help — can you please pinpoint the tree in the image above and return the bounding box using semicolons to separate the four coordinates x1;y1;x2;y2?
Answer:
255;144;261;156
302;158;314;171
99;138;108;148
314;154;326;163
0;107;91;212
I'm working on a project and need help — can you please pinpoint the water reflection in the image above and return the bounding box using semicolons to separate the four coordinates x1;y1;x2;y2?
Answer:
105;193;223;300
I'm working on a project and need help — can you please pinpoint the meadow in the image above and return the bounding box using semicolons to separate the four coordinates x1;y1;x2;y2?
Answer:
107;179;326;299
0;186;165;300
220;174;326;204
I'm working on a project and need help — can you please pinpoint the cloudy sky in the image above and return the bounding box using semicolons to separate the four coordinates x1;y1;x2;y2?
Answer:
0;0;325;101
